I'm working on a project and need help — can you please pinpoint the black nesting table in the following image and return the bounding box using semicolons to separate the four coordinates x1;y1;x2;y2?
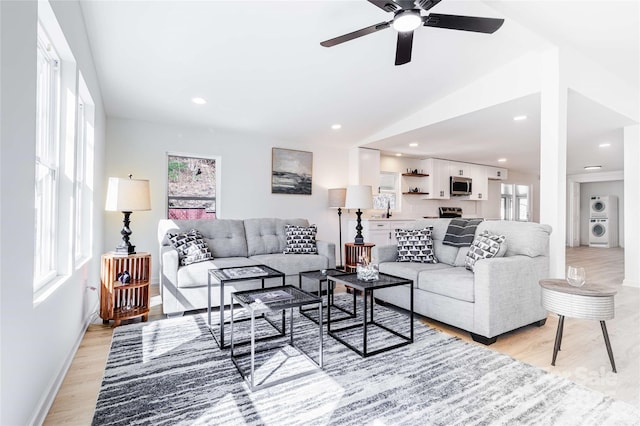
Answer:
207;265;285;349
298;269;356;324
327;272;414;357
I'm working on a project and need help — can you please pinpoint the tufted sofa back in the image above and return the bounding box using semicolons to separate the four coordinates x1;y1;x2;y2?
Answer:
244;218;309;256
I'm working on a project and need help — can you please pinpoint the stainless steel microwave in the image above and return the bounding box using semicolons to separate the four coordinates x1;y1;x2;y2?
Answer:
450;176;472;196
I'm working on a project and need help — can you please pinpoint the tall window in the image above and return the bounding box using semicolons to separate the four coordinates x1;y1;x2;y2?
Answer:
501;183;530;222
74;74;95;262
373;171;399;211
34;24;60;289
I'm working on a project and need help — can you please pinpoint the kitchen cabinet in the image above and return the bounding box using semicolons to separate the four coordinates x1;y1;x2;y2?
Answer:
347;219;415;247
466;164;488;201
487;166;508;180
422;158;450;199
349;147;380;189
448;161;489;201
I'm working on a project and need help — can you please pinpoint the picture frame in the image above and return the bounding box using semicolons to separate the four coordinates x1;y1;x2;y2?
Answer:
166;152;220;219
271;148;312;195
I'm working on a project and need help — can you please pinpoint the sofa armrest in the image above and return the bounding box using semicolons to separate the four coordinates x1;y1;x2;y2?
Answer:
371;244;398;264
472;255;549;338
316;240;336;269
160;246;179;291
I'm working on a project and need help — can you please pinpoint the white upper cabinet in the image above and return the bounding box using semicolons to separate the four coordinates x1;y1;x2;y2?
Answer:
466;164;488;201
487;166;508;180
422;158;450;199
349;147;380;190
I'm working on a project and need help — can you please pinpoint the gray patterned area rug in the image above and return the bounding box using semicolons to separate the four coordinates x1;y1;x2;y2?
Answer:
93;295;639;425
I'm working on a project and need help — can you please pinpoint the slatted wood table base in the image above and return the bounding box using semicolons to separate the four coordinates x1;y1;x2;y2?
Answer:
100;253;151;327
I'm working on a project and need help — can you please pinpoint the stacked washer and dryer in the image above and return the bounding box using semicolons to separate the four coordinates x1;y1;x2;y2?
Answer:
589;195;618;248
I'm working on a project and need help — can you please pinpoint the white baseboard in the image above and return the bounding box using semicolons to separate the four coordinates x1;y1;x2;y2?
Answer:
29;300;100;426
623;278;640;288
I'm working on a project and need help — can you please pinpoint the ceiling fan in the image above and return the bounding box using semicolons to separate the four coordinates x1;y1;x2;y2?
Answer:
320;0;505;66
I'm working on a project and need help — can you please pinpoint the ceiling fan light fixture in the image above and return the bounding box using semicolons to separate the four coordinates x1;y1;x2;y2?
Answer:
393;10;422;32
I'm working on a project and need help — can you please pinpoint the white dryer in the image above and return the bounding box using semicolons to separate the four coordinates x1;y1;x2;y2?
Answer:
590;195;617;218
589;218;618;248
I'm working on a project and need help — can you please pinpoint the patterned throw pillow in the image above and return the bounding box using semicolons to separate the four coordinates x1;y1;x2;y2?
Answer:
395;227;438;263
167;229;213;266
465;231;506;272
284;224;318;254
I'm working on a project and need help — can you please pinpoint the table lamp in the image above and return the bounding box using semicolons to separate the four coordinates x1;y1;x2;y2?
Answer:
345;185;373;245
328;188;347;268
105;175;151;254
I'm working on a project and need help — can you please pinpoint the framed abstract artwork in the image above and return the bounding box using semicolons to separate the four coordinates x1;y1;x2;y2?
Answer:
271;148;312;195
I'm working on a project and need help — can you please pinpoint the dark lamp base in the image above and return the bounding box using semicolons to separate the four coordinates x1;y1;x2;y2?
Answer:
115;245;136;255
354;236;364;245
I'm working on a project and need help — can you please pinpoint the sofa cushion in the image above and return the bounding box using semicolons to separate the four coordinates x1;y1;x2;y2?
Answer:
244;218;309;256
395;227;437;263
159;219;249;258
442;218;483;247
476;220;551;257
465;231;506;271
176;257;258;288
417;267;475;303
167;229;213;266
379;262;453;288
283;224;317;254
250;253;327;276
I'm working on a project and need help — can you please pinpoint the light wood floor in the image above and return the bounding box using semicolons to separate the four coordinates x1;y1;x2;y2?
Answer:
44;247;640;425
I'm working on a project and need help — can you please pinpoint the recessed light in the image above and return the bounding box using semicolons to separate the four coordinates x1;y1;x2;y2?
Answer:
409;143;418;147
395;153;402;157
191;97;207;105
513;115;527;121
498;158;507;163
584;165;602;170
331;124;342;130
599;143;611;148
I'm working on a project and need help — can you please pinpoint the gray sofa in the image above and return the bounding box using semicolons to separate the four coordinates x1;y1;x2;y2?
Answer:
158;218;336;315
371;219;551;344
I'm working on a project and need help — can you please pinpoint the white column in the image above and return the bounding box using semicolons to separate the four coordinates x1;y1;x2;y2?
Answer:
539;48;568;278
623;125;639;287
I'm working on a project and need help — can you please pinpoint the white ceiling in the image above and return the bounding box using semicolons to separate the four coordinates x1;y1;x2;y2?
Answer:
80;0;638;175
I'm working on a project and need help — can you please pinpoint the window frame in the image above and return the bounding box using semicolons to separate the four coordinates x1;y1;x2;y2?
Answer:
34;23;61;290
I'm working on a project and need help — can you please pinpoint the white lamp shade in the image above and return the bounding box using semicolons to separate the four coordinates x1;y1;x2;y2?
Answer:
105;177;151;212
328;188;347;208
345;185;373;209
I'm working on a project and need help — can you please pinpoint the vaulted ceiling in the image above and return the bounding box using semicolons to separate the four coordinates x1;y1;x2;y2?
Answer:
80;0;638;175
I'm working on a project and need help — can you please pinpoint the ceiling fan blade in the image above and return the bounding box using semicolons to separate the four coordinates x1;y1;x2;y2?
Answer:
424;13;504;34
320;21;391;47
367;0;402;13
416;0;442;11
395;31;414;65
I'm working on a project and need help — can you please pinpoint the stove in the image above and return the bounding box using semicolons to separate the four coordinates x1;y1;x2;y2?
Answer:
438;207;463;218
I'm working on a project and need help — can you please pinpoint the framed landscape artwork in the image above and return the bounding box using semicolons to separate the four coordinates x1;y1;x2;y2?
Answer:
166;153;220;219
271;148;312;195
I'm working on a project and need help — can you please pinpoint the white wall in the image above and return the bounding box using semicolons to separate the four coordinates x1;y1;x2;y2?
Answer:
105;118;350;282
579;181;625;247
0;1;106;424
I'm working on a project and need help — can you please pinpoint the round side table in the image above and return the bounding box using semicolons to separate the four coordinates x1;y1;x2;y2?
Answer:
539;279;617;373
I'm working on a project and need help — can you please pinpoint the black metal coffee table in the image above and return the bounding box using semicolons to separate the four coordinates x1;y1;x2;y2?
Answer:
207;265;285;348
298;269;355;324
327;272;413;357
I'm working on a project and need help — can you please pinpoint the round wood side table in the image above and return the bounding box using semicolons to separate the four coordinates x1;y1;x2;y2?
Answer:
539;278;617;373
